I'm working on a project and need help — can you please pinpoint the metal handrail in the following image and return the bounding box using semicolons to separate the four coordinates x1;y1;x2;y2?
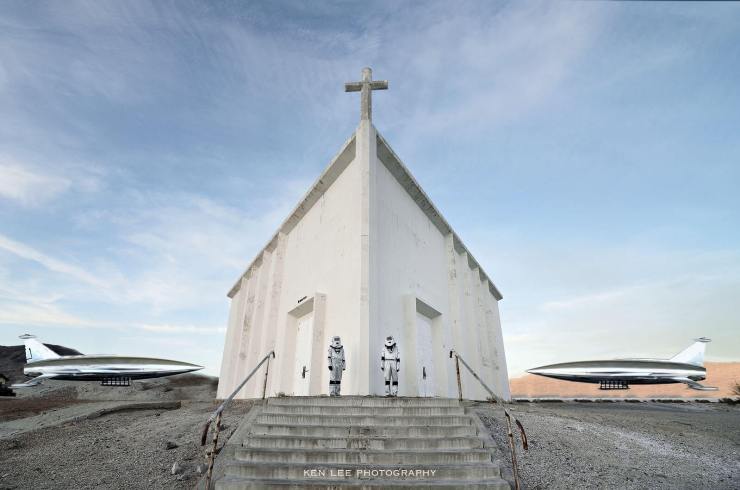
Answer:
450;349;528;490
200;350;275;489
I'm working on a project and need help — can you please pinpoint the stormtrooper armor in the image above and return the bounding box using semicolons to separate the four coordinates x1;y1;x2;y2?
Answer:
327;336;346;396
380;336;400;396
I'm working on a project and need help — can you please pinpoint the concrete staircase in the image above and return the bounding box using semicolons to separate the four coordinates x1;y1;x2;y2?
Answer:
214;396;510;489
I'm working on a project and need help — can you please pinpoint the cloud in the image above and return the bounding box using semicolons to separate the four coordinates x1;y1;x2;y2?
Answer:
0;301;91;329
0;176;307;330
367;2;609;138
0;234;107;288
102;185;307;311
0;296;225;336
0;157;71;206
135;323;226;334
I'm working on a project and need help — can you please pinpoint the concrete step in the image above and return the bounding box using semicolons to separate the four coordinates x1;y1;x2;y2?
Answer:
234;448;493;464
214;397;509;489
250;424;478;438
255;414;471;426
241;435;484;450
262;405;465;416
216;476;510;489
266;396;460;407
222;462;503;481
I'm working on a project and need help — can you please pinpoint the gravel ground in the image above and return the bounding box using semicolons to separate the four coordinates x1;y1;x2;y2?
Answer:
476;401;740;490
0;400;253;490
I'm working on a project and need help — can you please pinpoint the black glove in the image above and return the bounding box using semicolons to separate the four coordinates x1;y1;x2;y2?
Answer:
328;366;333;371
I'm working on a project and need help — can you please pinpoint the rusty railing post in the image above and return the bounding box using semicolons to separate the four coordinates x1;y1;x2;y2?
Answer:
450;350;463;401
262;354;271;400
455;356;463;401
504;409;521;490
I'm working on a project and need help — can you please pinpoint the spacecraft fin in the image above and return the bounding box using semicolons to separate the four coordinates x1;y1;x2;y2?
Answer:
669;337;710;367
19;334;61;363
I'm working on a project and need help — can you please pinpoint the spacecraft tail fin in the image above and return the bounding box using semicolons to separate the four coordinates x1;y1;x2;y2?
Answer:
20;334;60;363
669;337;710;367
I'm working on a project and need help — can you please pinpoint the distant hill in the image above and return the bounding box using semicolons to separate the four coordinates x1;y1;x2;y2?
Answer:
510;362;740;398
0;344;82;384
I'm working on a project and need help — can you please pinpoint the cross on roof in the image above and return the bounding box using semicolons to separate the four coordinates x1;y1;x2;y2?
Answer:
344;67;388;121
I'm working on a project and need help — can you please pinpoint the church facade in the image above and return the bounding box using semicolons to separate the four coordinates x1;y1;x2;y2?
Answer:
217;69;510;401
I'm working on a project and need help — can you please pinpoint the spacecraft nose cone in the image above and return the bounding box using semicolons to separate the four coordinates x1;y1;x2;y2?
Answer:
527;366;550;376
171;362;203;373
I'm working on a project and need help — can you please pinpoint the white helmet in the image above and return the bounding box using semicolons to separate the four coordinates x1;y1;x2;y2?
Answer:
384;335;396;348
331;336;342;348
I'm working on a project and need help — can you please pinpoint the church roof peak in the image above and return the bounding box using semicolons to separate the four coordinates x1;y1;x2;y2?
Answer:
227;125;503;302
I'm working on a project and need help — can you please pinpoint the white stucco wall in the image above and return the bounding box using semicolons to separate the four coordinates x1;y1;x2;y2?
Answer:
372;151;510;400
217;137;363;399
270;154;363;397
373;157;449;396
217;123;510;401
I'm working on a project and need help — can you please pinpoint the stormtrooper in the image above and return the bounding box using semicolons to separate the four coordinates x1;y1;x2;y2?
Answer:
380;335;400;396
327;336;346;396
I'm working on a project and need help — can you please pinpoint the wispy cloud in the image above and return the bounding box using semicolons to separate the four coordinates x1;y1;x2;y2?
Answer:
0;234;106;288
0;297;225;335
370;2;608;139
0;301;90;329
135;323;226;334
0;157;71;206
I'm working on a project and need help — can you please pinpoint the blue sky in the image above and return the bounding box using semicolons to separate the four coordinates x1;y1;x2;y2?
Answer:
1;1;738;377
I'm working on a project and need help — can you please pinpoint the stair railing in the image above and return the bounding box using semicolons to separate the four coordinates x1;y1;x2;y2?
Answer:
450;349;528;490
200;350;275;489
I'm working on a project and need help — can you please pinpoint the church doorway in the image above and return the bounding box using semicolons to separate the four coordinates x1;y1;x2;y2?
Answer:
293;312;314;396
416;310;436;397
409;296;443;398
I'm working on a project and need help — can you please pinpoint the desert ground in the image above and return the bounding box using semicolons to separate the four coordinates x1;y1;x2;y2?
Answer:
0;375;253;490
3;386;738;490
476;400;740;489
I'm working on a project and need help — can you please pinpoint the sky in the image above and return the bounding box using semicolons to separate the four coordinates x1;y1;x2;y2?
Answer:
1;1;738;378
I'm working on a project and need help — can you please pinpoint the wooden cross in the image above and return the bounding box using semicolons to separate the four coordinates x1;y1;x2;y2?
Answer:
345;67;388;121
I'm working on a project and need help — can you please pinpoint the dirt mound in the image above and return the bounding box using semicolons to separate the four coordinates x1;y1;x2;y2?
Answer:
0;344;82;384
510;361;740;398
14;373;218;402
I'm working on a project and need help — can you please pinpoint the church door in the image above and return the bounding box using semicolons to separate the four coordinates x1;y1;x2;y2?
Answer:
416;312;436;397
293;312;314;396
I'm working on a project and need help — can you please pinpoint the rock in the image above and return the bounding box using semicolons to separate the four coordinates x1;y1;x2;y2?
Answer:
165;441;178;450
176;474;185;480
196;464;207;474
171;461;182;475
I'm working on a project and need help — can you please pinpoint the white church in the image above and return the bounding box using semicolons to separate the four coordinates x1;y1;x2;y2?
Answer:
217;68;510;401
